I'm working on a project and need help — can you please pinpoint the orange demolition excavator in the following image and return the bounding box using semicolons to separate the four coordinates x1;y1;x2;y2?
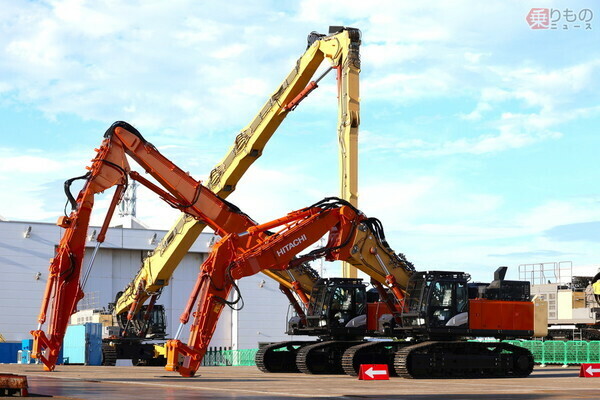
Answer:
30;122;310;370
164;195;411;377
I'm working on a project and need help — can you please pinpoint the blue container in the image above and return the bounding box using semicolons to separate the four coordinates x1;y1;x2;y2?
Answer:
0;342;22;363
63;323;102;366
21;339;33;351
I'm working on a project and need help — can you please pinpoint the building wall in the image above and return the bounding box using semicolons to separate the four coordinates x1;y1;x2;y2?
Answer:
234;276;310;350
0;220;59;341
0;220;303;350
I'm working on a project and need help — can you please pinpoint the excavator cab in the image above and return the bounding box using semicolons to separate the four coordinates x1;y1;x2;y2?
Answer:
112;303;167;339
301;278;367;337
401;271;470;336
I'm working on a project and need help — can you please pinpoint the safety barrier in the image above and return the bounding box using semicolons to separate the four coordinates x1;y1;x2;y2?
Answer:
201;348;258;366
504;340;600;365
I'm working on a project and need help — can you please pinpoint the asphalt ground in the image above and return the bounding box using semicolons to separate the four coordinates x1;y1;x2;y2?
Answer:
0;364;598;399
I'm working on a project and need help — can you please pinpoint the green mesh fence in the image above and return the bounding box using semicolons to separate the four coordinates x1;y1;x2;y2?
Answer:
502;340;600;365
566;341;588;364
590;342;600;361
201;349;258;366
543;341;566;364
472;340;600;365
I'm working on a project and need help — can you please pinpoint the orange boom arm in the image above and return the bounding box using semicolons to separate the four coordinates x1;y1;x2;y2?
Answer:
31;122;308;371
166;198;372;377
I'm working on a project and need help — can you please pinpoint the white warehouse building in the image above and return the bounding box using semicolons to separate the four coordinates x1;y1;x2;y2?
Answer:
0;218;300;350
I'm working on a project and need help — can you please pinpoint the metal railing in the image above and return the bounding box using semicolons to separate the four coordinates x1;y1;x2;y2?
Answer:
518;261;573;285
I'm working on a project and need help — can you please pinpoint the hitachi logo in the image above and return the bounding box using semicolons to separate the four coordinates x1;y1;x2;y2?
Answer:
276;234;308;257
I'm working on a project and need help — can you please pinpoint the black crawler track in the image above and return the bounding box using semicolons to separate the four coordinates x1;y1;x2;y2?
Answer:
296;340;360;374
341;341;406;376
101;343;117;366
254;341;307;373
394;341;534;379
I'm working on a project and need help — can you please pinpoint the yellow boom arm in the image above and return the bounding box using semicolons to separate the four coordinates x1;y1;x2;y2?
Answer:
114;27;361;316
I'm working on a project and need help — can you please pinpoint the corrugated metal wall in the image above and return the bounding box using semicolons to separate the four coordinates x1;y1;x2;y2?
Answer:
0;220;305;350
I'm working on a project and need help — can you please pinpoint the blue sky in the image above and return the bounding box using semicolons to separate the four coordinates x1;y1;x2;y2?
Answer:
1;1;599;281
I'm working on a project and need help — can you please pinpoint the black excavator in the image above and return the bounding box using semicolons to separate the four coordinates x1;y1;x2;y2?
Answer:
256;267;539;379
100;297;168;366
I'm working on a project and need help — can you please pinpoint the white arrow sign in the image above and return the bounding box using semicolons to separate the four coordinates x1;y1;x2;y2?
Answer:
586;366;600;376
365;366;387;379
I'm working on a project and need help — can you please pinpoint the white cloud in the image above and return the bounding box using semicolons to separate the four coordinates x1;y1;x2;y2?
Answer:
0;0;535;136
359;175;505;230
518;198;600;234
361;128;561;157
460;101;492;121
0;146;96;220
464;52;490;64
502;61;600;109
0;2;308;135
461;60;600;131
400;63;597;159
226;166;329;223
210;44;248;60
1;1;594;158
361;56;600;159
0;154;64;173
362;69;457;101
295;0;515;44
361;43;425;68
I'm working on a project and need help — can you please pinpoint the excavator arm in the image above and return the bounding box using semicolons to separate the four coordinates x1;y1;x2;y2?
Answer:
165;198;413;377
31;122;316;371
113;26;362;320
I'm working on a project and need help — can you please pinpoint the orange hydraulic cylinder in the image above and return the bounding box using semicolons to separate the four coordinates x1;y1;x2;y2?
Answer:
97;184;125;243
